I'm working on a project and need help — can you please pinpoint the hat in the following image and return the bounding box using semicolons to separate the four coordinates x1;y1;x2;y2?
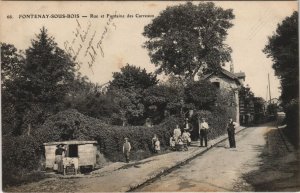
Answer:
124;137;128;140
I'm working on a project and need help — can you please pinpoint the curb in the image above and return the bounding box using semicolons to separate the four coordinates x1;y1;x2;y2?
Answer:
277;125;294;152
126;126;248;192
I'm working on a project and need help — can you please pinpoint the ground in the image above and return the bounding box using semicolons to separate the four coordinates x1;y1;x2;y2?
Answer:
4;123;300;192
136;123;300;192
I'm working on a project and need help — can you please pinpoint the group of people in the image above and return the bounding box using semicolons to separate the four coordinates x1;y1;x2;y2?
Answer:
122;117;238;163
170;117;238;149
170;123;192;151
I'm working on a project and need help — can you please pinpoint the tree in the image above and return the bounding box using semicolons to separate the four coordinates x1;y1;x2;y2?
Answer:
3;27;77;135
143;2;235;80
263;11;298;105
1;43;24;87
253;97;266;123
184;80;218;110
108;64;158;91
23;27;76;104
108;88;145;126
1;43;24;135
143;84;184;123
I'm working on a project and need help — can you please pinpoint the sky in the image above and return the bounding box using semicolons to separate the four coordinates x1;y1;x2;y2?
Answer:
0;1;298;100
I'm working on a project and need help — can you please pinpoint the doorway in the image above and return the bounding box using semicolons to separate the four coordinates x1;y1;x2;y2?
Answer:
68;145;78;157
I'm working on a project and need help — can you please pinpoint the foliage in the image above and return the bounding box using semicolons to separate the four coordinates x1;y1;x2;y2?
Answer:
263;11;298;105
283;99;299;147
34;109;179;161
65;79;118;124
143;2;235;80
1;28;77;135
108;64;158;90
1;43;24;135
23;27;76;104
253;97;266;123
184;80;218;110
1;43;24;86
143;84;184;123
108;88;145;126
2;135;45;187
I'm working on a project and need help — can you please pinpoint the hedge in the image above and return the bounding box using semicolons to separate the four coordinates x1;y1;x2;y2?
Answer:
3;106;234;187
33;109;179;161
283;99;299;148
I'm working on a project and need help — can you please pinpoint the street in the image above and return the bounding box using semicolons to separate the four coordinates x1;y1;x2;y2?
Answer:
5;124;299;192
136;124;300;192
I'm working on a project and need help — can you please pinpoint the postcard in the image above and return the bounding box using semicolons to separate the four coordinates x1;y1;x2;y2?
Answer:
1;1;299;192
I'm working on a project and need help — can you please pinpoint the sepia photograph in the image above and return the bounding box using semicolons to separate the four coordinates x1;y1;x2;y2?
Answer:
0;1;299;192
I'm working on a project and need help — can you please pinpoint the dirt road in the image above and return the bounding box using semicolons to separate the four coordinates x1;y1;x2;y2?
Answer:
135;125;300;192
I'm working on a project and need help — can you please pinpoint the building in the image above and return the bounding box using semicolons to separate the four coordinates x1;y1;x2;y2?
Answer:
43;140;98;171
202;68;245;124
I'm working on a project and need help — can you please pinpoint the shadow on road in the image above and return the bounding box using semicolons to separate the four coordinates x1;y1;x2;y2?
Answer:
242;127;300;191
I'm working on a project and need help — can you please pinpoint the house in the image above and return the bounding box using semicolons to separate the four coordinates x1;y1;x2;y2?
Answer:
43;140;98;170
202;68;246;124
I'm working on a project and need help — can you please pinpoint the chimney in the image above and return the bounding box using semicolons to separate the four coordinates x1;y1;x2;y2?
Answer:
230;61;234;73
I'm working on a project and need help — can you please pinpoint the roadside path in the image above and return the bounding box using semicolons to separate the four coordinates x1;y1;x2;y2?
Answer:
5;126;248;192
135;124;300;192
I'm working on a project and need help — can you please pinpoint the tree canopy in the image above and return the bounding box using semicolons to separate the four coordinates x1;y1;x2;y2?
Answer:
263;11;298;105
108;64;158;91
24;27;76;104
1;27;77;135
143;2;235;80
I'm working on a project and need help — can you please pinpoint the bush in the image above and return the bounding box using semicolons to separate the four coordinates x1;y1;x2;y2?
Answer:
283;99;299;148
2;106;233;188
32;109;179;162
2;135;45;187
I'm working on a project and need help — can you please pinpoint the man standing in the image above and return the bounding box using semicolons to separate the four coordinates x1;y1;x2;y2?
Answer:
227;118;237;148
199;118;209;147
55;144;66;173
123;137;131;163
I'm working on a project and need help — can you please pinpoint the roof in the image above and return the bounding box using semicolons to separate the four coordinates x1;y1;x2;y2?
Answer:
234;72;246;78
43;140;97;146
202;68;242;85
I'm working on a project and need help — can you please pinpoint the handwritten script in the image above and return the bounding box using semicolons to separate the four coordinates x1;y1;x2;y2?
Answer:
64;16;117;71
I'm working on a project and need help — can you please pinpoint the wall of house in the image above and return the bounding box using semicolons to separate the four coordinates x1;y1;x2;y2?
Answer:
44;143;97;169
208;75;239;90
45;145;56;168
78;144;97;167
206;75;240;124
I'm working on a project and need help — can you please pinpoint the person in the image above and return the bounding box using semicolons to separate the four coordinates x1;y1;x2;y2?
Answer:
123;137;131;163
182;129;190;151
169;136;176;151
173;124;181;143
184;118;193;133
177;136;184;151
199;118;209;147
154;139;161;153
227;118;237;148
55;144;66;173
151;134;160;153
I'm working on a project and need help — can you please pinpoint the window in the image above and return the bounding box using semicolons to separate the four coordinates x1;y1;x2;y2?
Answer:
212;82;220;88
67;145;78;157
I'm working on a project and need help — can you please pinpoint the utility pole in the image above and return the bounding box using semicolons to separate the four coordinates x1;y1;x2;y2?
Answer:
266;85;269;102
268;73;272;103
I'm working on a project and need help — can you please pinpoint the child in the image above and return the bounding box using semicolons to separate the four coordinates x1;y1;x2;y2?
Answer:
122;137;131;163
152;134;158;153
170;136;176;151
154;139;161;153
182;130;190;151
177;136;184;151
